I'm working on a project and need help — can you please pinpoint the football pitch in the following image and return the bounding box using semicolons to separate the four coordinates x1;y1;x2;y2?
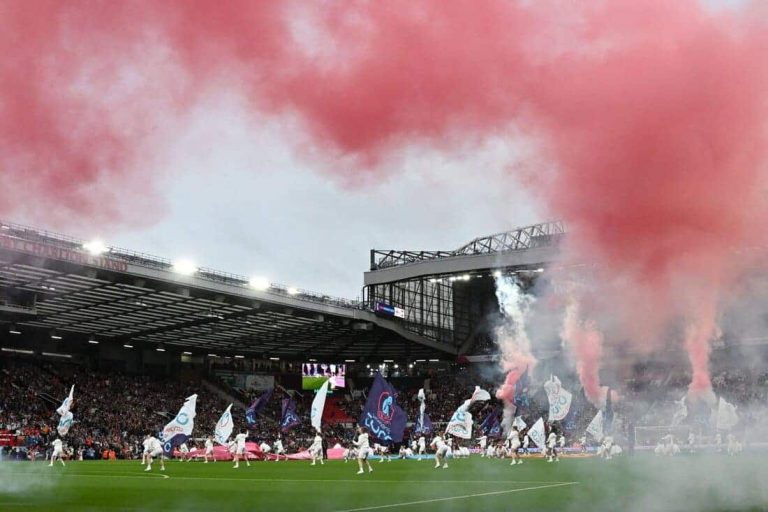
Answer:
2;454;767;511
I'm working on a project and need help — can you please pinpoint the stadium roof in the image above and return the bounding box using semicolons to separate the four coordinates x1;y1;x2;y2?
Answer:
364;221;565;286
0;221;455;360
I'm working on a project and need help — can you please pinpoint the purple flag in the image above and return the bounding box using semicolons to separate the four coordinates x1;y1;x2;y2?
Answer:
245;388;273;427
280;398;301;433
414;412;433;434
480;407;503;438
359;373;407;443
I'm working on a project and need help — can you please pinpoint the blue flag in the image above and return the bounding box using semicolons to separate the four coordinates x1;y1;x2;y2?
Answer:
246;388;273;427
480;407;503;438
280;398;301;433
514;366;530;411
414;412;433;434
604;387;614;434
359;373;407;443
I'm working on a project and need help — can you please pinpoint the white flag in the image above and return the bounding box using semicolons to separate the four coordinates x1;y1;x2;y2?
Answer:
586;410;604;442
56;385;74;416
57;410;73;436
214;404;234;445
470;386;491;403
544;376;572;421
513;416;527;430
444;386;491;439
311;378;332;432
417;388;426;431
671;396;687;426
162;394;197;448
528;417;546;447
445;407;473;439
716;397;738;431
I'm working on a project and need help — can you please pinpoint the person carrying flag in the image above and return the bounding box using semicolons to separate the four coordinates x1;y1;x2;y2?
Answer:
430;434;450;469
143;433;165;472
49;438;66;467
233;430;250;469
546;429;560;463
417;435;426;460
310;432;324;466
204;436;215;463
353;426;373;475
477;435;488;456
508;426;523;466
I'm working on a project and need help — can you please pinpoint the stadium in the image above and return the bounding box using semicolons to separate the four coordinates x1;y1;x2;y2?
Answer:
5;2;768;511
2;219;767;511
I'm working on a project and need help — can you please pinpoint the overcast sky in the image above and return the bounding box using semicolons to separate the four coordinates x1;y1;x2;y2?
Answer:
90;92;542;299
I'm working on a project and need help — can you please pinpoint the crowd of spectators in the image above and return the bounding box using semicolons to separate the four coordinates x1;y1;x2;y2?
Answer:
4;349;768;461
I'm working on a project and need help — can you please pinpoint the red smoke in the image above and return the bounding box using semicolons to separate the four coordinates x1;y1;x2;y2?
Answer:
5;1;768;392
561;296;605;404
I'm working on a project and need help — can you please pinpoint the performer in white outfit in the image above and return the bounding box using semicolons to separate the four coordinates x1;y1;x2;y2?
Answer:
310;433;324;466
508;426;523;465
233;430;250;468
49;438;66;467
431;435;449;469
353;427;374;474
204;436;215;463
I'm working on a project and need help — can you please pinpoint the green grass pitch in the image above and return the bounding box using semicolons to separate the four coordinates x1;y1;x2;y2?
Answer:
302;376;332;390
2;455;767;511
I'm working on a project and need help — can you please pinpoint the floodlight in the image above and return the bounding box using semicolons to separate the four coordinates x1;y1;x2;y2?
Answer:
172;259;198;276
83;240;108;256
249;276;270;291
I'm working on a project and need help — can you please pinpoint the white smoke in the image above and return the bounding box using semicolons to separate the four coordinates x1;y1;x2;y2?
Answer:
494;275;537;432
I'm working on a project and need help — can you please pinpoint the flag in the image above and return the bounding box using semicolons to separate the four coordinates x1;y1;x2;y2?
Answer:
544;375;573;421
586;410;604;441
513;416;527;431
56;385;74;416
514;367;530;410
671;395;688;426
470;386;492;403
480;407;503;438
445;386;490;439
417;388;426;431
716;397;738;431
603;388;614;434
162;394;197;456
445;406;473;439
281;398;301;433
245;388;273;427
528;417;546;447
311;378;332;432
414;412;433;434
214;404;233;445
359;373;407;443
57;410;73;436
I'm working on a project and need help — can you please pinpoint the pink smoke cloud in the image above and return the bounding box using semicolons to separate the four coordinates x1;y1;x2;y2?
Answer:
4;1;768;392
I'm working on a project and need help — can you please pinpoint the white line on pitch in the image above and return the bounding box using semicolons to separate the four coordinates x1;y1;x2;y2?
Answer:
118;476;574;485
332;481;579;512
11;472;171;480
